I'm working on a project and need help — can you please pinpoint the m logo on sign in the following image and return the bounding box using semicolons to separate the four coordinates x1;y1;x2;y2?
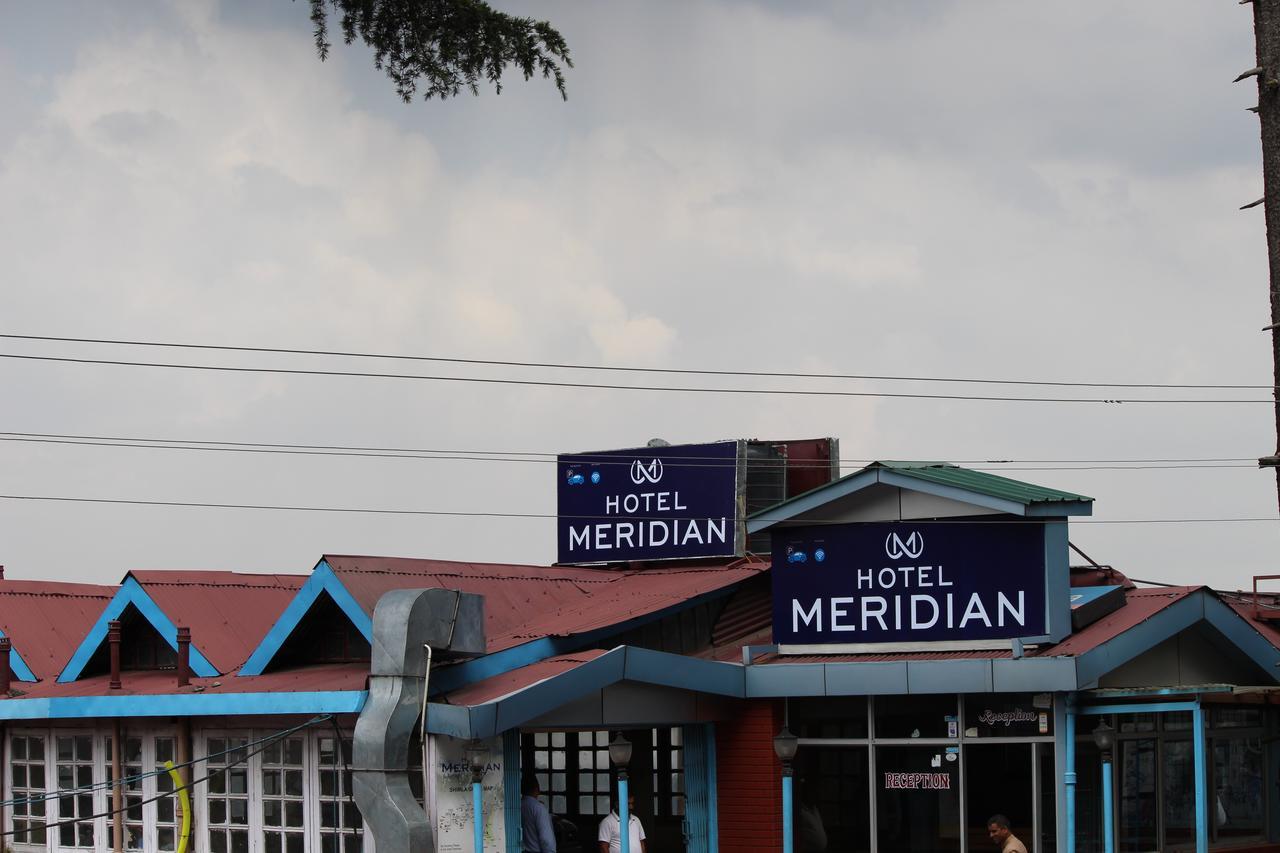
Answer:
885;530;924;560
630;458;664;485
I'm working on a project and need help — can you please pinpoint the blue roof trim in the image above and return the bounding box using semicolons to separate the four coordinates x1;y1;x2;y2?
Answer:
746;470;878;533
1073;592;1205;688
57;576;218;683
747;467;1090;535
429;581;749;696
240;560;373;676
1202;595;1280;677
0;689;366;720
0;630;38;683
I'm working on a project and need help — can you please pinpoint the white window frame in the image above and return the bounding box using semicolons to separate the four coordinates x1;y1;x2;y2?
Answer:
7;725;186;853
195;727;371;853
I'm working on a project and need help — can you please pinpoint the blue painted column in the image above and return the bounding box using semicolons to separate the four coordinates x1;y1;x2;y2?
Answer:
1101;757;1114;853
1065;706;1076;853
782;774;794;853
1193;706;1208;853
619;775;631;853
473;780;484;852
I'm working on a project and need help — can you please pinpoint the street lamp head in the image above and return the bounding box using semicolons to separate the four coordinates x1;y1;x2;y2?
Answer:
608;733;633;770
1092;719;1115;756
465;741;488;784
773;725;799;765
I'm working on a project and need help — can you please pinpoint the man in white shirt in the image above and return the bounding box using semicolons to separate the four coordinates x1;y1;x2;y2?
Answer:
598;793;646;853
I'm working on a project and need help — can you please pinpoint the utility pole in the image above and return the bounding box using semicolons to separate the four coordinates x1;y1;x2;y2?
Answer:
1242;0;1280;510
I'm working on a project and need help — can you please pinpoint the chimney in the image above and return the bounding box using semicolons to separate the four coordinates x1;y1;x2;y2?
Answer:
0;637;12;695
0;565;6;579
176;626;191;687
108;620;122;690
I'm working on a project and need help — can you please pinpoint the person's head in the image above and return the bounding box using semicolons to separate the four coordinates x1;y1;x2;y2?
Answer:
987;815;1012;846
522;774;542;797
610;791;637;814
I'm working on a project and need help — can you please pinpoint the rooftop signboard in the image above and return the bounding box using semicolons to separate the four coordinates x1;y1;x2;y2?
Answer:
557;441;743;565
772;521;1057;647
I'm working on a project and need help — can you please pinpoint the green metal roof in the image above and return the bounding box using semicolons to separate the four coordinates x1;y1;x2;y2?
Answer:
868;461;1093;505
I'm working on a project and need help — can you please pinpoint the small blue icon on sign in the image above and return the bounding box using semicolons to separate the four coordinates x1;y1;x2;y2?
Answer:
566;472;585;486
787;551;808;564
814;548;826;563
590;471;601;484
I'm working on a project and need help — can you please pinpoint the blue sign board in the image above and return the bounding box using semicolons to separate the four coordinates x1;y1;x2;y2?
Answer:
772;521;1047;645
557;441;742;564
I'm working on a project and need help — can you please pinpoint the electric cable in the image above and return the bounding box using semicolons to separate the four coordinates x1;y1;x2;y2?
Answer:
0;493;1275;525
0;431;1263;470
0;715;332;838
1;332;1273;391
0;352;1268;404
0;715;331;809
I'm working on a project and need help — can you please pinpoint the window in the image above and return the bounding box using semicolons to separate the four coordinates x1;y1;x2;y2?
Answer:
55;734;97;849
154;737;179;852
10;734;48;846
200;729;369;853
651;728;685;818
316;734;364;853
205;736;251;853
261;736;306;853
105;734;144;850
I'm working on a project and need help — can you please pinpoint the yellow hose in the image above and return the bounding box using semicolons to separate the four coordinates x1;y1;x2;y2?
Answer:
164;760;192;853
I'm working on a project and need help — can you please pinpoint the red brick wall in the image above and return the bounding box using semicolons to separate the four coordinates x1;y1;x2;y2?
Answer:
716;700;783;853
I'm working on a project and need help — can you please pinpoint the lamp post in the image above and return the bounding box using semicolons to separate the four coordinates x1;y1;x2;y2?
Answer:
466;741;487;853
608;734;634;853
1092;720;1115;853
773;726;799;853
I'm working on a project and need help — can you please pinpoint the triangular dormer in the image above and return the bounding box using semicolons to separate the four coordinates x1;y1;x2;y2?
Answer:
240;559;372;675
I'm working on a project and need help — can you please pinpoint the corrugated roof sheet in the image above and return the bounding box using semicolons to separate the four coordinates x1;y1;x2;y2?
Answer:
129;571;305;673
871;462;1093;505
10;661;368;700
323;555;767;653
443;651;610;706
0;580;115;680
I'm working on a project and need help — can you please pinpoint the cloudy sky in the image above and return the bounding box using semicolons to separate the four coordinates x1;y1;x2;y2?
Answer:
0;1;1276;590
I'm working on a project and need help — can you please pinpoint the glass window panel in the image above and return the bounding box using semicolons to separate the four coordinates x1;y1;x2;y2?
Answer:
552;772;566;792
552;751;566;770
1212;707;1263;729
56;736;73;762
964;743;1032;852
876;745;958;853
579;795;593;813
597;795;610;814
551;732;565;748
580;772;593;792
535;751;550;770
1163;739;1194;848
286;801;304;827
963;694;1052;738
1118;739;1158;852
1213;735;1265;840
875;694;957;739
578;732;593;747
596;732;609;747
534;733;548;747
576;751;592;769
553;794;567;813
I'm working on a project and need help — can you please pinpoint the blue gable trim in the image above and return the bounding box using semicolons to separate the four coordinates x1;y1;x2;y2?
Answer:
58;576;219;683
240;560;373;677
0;630;38;683
0;689;366;720
1202;595;1280;677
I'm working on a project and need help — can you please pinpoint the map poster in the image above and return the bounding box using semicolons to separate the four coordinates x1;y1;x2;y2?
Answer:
431;735;506;853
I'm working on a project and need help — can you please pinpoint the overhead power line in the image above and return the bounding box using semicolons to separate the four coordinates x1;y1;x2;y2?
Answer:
0;493;1274;525
1;332;1272;390
0;431;1262;470
0;352;1269;405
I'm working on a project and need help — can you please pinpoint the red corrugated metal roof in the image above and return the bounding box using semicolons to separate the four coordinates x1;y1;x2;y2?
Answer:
129;571;305;673
1039;586;1198;657
323;555;767;653
0;580;115;680
443;651;610;706
10;661;368;699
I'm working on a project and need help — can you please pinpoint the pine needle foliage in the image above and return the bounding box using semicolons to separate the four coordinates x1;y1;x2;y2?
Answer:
307;0;572;101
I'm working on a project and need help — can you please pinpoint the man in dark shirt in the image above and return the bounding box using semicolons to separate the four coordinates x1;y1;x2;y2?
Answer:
522;774;557;852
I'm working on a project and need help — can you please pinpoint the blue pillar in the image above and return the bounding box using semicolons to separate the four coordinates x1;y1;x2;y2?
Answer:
1193;706;1208;853
1102;757;1114;853
473;779;484;852
619;775;631;853
782;774;794;853
1065;707;1076;853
